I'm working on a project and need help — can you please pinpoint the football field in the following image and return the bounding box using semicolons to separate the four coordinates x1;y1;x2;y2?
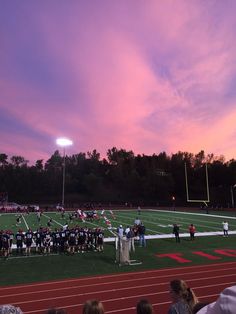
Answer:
1;208;236;240
1;208;236;288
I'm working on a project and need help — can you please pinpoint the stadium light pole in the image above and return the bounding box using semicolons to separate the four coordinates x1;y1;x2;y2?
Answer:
230;184;236;208
56;138;73;207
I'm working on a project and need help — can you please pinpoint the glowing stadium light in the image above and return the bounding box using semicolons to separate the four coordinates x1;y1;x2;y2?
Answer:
56;137;73;206
56;138;73;147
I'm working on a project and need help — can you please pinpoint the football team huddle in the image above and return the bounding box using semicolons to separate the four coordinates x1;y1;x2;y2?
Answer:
0;226;105;258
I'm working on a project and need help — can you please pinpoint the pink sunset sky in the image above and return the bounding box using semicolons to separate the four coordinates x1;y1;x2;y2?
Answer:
1;0;236;163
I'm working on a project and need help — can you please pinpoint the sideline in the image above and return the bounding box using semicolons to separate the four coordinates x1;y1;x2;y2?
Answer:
149;209;236;220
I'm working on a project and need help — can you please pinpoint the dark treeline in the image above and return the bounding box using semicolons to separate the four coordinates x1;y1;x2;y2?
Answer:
0;148;236;207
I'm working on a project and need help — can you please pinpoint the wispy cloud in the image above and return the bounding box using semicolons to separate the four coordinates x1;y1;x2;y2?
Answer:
0;0;236;162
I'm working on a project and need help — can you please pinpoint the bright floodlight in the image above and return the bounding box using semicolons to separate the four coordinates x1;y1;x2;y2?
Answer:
56;138;73;147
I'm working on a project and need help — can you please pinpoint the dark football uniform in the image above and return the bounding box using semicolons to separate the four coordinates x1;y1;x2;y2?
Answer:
68;229;76;254
97;230;104;252
78;229;86;252
15;231;24;254
60;230;67;253
34;230;42;253
25;230;33;255
2;232;10;254
0;231;3;253
43;231;51;253
52;229;61;252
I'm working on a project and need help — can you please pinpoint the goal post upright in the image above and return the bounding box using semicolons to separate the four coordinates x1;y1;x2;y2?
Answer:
205;162;210;202
185;162;210;203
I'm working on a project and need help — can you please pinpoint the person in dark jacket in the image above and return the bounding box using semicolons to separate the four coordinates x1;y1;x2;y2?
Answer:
173;224;180;243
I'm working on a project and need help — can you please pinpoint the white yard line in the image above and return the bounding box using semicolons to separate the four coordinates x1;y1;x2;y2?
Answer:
42;213;63;227
21;215;29;230
149;209;236;219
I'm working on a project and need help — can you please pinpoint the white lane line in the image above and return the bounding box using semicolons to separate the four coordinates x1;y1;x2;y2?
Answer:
15;280;234;309
1;272;236;299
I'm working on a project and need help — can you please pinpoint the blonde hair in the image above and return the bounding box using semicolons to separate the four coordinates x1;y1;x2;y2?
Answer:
83;300;104;314
170;279;198;310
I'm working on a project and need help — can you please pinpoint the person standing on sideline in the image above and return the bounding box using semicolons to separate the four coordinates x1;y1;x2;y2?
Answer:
189;224;196;241
126;226;135;252
222;220;229;236
134;217;141;226
117;225;124;238
137;206;141;215
139;223;146;247
173;224;180;243
117;225;124;249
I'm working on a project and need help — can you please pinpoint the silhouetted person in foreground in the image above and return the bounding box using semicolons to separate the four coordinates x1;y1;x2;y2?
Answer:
83;300;105;314
196;285;236;313
168;279;198;314
137;299;154;314
0;305;23;314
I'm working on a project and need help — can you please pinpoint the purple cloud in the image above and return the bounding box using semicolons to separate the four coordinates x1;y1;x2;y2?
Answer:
1;0;236;163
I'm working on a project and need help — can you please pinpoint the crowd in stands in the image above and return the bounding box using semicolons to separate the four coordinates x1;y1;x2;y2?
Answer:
1;281;235;313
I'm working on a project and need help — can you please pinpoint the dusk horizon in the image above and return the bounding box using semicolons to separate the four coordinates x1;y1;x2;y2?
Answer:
1;1;236;164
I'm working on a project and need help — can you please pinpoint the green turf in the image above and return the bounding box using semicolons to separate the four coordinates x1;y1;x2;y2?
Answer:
1;209;236;236
0;236;236;286
1;209;236;287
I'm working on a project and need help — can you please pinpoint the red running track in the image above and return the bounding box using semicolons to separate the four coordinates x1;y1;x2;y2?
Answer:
1;261;236;314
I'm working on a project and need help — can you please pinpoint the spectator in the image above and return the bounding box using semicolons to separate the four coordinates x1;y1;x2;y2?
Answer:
137;206;141;215
173;224;180;243
125;225;130;236
117;225;124;238
189;224;196;241
127;226;135;252
196;285;236;313
168;279;198;314
83;300;104;314
222;221;229;237
0;305;23;314
46;309;66;314
134;217;141;226
137;299;153;314
193;302;209;313
139;223;146;247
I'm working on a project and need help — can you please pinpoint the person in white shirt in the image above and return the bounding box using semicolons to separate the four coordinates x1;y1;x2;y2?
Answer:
222;221;229;236
125;226;130;236
117;225;124;238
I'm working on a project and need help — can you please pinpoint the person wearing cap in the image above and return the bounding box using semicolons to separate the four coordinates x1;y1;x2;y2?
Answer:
196;285;236;314
168;279;198;314
0;305;23;314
